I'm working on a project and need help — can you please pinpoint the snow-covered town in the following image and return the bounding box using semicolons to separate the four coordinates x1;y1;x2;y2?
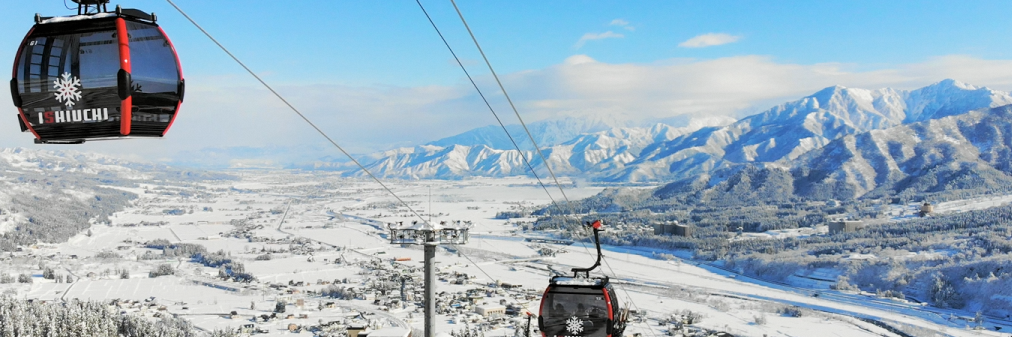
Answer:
0;170;1005;336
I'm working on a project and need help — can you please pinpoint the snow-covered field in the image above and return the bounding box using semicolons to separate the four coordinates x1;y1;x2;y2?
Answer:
883;195;1012;221
1;172;1006;336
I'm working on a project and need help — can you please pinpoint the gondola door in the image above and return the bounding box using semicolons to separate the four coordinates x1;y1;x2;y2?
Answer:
122;20;183;137
13;17;128;143
540;285;612;337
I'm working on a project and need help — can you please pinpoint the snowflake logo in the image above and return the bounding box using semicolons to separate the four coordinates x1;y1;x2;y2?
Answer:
566;316;584;334
53;72;82;108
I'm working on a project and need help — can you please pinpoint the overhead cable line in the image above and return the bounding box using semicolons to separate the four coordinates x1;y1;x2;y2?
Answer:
443;0;595;269
412;0;568;219
443;0;598;278
415;0;602;323
449;243;540;318
445;4;660;337
168;0;649;334
165;3;626;336
168;1;540;325
448;0;574;208
163;0;430;226
411;0;580;323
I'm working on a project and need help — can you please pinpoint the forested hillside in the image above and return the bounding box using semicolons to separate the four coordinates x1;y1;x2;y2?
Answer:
0;297;236;336
724;205;1012;316
0;148;235;250
534;198;1012;315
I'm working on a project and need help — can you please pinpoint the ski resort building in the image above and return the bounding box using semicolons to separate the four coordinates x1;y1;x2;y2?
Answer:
828;220;865;233
475;304;506;317
653;221;693;237
347;325;370;337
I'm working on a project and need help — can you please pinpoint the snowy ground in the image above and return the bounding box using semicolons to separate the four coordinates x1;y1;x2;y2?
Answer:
1;172;1007;336
882;195;1012;221
729;226;828;242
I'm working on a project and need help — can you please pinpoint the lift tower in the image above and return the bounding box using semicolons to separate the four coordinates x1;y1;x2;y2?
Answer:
388;220;470;337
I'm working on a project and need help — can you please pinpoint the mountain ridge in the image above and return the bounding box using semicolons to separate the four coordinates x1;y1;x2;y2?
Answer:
348;79;1012;185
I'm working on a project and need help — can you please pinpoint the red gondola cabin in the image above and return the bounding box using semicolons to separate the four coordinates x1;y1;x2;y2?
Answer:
539;221;627;337
11;2;183;144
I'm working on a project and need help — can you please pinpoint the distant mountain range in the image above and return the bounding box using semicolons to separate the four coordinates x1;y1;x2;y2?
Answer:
346;80;1012;198
354;121;722;179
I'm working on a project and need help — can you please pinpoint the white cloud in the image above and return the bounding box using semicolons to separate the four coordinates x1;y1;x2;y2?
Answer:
574;31;624;48
8;55;1012;166
678;33;741;48
485;54;1012;124
609;19;634;31
0;76;481;163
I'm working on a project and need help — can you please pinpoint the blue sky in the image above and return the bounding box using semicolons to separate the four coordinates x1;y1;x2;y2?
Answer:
4;1;1012;166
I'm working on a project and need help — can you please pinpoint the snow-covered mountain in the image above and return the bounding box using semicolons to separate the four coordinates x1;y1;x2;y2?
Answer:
427;115;632;150
351;122;718;179
349;80;1012;184
793;104;1012;199
612;79;1012;182
640;103;1012;206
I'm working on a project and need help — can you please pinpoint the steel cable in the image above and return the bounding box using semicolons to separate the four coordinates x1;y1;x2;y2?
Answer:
163;0;431;226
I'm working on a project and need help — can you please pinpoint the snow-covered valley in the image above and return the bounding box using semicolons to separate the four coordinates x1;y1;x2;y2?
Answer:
1;171;1007;336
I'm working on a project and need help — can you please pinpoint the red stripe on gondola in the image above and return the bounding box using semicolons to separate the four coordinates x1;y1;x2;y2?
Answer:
602;289;613;337
12;27;33;78
116;18;132;136
158;27;182;79
17;108;40;139
13;28;40;140
158;26;182;136
592;220;602;230
539;287;550;337
162;100;182;136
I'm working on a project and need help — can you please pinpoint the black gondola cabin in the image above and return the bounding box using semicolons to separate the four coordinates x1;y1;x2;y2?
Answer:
11;3;183;144
539;221;627;337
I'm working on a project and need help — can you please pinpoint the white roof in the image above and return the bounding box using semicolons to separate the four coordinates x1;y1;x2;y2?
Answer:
41;13;116;24
368;328;412;337
552;277;603;286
